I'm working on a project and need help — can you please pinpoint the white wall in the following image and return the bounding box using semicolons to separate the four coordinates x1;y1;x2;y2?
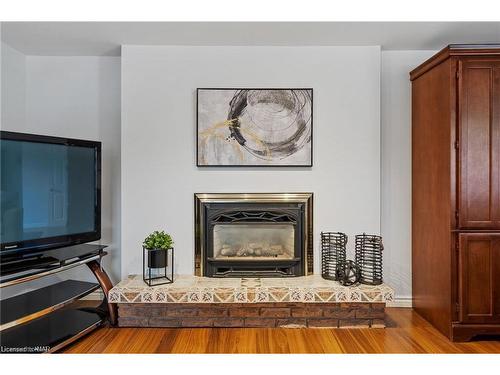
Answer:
1;51;121;298
1;42;26;129
121;46;381;277
1;40;439;304
380;50;436;304
24;56;122;284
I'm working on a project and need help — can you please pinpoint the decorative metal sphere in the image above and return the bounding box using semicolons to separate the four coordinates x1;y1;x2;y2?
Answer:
335;260;361;286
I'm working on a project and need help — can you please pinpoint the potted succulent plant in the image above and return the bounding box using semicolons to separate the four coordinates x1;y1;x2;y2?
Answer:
143;230;174;268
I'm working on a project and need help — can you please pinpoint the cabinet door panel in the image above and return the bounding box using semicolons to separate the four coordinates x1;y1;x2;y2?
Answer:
459;233;500;324
459;60;500;229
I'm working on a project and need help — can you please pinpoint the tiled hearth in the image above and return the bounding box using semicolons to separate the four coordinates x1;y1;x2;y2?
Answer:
110;276;394;328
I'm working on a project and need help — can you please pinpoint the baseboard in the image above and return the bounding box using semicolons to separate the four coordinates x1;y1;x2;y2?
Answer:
387;297;412;308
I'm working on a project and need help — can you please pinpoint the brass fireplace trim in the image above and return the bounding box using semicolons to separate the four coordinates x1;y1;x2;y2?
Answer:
194;193;313;277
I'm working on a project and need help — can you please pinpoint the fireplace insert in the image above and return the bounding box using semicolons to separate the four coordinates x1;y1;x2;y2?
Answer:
195;193;313;277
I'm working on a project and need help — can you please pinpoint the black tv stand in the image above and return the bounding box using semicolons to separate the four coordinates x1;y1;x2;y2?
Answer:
0;244;117;353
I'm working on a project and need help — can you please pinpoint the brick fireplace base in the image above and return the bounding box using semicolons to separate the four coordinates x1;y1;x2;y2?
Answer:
110;275;394;329
118;302;386;328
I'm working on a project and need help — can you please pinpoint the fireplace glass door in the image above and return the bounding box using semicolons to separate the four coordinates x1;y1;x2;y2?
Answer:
195;193;313;277
213;224;295;261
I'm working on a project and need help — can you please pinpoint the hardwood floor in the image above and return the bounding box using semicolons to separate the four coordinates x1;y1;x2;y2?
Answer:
63;308;500;353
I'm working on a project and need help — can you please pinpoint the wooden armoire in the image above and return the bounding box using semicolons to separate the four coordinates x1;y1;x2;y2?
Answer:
411;44;500;342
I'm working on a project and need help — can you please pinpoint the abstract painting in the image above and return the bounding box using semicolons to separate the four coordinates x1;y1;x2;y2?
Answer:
197;88;313;166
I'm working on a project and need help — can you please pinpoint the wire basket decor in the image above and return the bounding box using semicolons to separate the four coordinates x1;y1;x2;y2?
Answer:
321;232;347;281
355;233;383;285
336;260;361;286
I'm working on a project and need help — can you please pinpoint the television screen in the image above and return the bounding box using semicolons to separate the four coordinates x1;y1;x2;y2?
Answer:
1;132;101;254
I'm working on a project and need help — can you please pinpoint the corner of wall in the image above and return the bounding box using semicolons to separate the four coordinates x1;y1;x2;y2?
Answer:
1;40;27;131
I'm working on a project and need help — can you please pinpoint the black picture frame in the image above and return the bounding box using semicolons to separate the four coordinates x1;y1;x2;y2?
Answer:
196;88;313;167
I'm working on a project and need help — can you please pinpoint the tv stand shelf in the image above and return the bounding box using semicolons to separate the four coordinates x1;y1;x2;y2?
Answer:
1;280;100;331
0;244;116;353
0;308;104;353
0;244;107;287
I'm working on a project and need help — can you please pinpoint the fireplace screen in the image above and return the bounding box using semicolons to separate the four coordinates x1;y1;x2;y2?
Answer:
213;224;295;260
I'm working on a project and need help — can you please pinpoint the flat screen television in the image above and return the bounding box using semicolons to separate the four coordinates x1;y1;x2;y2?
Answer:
0;131;101;258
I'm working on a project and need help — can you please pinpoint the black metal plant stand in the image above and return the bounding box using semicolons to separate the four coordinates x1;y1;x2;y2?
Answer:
321;232;347;281
355;233;383;285
143;247;174;286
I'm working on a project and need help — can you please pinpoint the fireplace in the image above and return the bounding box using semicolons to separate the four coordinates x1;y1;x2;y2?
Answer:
194;193;313;277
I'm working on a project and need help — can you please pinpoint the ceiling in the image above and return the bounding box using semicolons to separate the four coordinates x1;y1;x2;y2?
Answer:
2;22;500;56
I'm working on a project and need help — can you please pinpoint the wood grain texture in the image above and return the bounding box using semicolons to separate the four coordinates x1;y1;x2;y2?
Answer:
86;259;118;325
412;48;500;342
412;57;454;338
61;308;500;354
459;233;500;324
459;60;500;229
410;44;500;81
